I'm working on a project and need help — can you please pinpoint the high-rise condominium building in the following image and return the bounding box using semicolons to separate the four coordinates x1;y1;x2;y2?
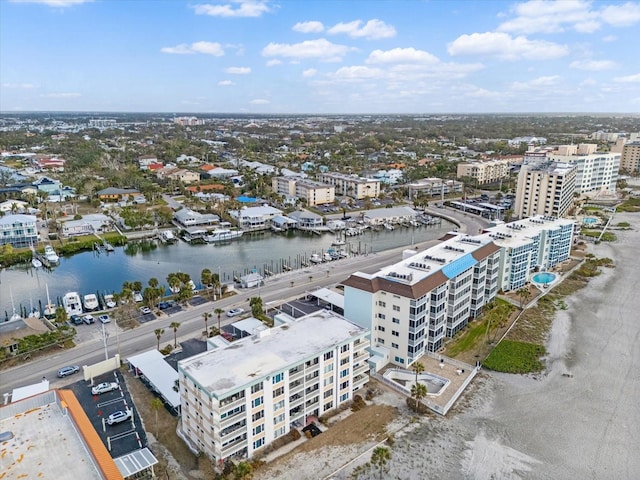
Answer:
482;216;575;291
514;162;577;219
178;311;369;462
621;142;640;173
548;145;619;194
342;234;501;368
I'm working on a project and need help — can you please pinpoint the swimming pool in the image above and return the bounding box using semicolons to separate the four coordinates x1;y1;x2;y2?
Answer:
384;368;450;396
583;217;598;224
532;272;556;285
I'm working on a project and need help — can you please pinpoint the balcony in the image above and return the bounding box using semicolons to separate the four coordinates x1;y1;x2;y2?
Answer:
289;379;304;394
220;409;246;429
219;420;247;439
221;436;247;457
304;384;319;396
219;395;246;412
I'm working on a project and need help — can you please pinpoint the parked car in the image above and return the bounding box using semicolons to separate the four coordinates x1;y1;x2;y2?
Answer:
70;314;83;326
98;314;111;324
226;307;245;318
140;306;152;315
106;409;132;425
91;382;119;395
157;301;169;310
57;365;80;378
83;314;95;325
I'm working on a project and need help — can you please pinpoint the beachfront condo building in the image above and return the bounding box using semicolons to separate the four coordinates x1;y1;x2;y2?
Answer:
547;145;620;195
482;215;575;291
621;141;640;173
271;177;335;206
178;311;369;462
342;234;501;369
514;162;577;219
316;172;380;200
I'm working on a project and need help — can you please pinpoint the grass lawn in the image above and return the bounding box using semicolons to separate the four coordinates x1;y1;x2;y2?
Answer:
483;340;546;373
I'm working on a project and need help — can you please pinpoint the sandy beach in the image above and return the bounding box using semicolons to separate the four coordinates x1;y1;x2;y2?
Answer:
256;211;640;480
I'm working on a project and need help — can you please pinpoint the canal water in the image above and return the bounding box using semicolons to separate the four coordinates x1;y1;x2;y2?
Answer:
1;221;453;316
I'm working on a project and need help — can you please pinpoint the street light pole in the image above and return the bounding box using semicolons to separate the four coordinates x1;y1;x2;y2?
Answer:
102;323;109;361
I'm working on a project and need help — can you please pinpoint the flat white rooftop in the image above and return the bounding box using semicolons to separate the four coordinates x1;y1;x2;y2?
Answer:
179;311;367;397
0;396;101;479
482;215;574;248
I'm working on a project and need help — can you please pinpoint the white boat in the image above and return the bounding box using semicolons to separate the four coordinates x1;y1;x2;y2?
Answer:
31;257;42;268
43;284;56;318
63;291;83;317
104;294;116;309
310;253;323;264
160;230;177;243
331;236;346;247
83;293;99;311
133;291;143;303
44;245;59;264
383;223;395;231
323;253;333;262
204;228;243;243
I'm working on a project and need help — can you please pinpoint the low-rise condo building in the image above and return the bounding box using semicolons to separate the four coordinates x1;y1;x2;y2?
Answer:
271;177;335;206
178;311;369;462
343;234;501;368
621;141;640;173
457;158;512;185
317;172;380;200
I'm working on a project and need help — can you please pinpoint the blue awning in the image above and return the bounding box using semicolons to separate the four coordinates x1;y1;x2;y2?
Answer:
441;253;477;279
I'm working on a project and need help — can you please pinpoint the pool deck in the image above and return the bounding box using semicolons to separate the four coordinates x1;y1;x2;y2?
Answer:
378;354;476;413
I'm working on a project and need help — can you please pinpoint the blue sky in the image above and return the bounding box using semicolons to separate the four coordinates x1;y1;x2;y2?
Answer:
1;0;639;113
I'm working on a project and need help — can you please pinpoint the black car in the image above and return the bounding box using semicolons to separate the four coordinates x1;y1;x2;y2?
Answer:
70;315;83;325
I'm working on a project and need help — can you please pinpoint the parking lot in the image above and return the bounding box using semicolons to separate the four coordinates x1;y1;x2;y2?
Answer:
67;369;148;458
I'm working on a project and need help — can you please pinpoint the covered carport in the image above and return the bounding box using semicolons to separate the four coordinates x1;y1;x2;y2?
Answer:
307;287;345;314
126;350;180;414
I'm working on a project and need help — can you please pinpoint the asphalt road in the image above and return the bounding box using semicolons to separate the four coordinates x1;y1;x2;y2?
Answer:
1;208;487;397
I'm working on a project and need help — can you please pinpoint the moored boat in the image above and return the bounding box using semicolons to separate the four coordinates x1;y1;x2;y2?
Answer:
309;253;322;264
103;294;116;309
62;291;83;317
44;245;59;264
83;293;99;311
32;257;42;268
204;228;243;243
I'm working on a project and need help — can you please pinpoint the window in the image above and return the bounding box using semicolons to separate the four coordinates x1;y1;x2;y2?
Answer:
253;438;264;449
252;410;264;421
393;305;400;312
377;325;386;332
323;375;334;386
273;386;285;398
394;356;405;364
392;317;400;324
252;424;264;435
274;426;286;438
252;397;263;408
392;330;399;337
274;413;285;424
272;372;284;384
340;380;349;390
324;363;334;373
251;383;263;394
377;300;386;307
324;388;333;399
340;393;349;402
392;343;399;349
323;351;334;360
274;399;285;411
378;338;385;344
377;313;386;320
340;344;350;353
324;401;334;411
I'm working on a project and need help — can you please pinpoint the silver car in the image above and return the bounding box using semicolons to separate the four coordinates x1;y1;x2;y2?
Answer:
107;409;132;425
57;365;80;378
91;382;119;395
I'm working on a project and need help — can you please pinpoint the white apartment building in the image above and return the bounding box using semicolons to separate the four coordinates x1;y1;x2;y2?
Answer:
457;158;512;185
317;172;380;200
343;234;501;367
482;216;575;291
271;177;335;206
548;145;620;194
406;178;463;199
178;312;370;462
514;162;577;219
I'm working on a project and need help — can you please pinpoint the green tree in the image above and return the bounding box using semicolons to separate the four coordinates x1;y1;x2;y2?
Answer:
249;296;263;317
150;397;163;437
202;311;211;337
154;328;165;351
214;308;224;333
233;461;253;480
370;446;391;479
411;382;428;411
516;287;531;309
170;321;181;348
412;361;424;386
201;268;212;299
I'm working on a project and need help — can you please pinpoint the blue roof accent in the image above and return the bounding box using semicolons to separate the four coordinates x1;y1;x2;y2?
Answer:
441;253;478;279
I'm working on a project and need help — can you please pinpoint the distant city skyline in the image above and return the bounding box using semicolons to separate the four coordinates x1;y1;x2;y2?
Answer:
1;0;639;114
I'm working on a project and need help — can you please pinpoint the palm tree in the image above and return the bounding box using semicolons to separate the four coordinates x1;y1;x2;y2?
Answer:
412;361;425;386
170;321;181;348
202;311;212;338
201;268;212;299
233;461;253;480
410;382;428;411
516;287;531;309
150;397;163;437
154;328;165;351
214;308;224;333
370;446;391;479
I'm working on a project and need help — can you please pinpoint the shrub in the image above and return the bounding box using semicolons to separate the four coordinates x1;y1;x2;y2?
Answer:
289;428;301;441
483;340;545;373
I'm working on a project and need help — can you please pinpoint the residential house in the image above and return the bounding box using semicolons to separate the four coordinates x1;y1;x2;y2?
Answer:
288;210;324;229
0;199;29;214
173;208;220;229
96;187;141;203
157;167;200;184
229;205;283;230
60;213;111;238
0;214;38;248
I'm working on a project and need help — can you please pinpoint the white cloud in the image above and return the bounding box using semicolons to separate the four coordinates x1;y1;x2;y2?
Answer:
250;98;270;104
602;35;617;42
366;47;439;64
262;38;353;62
1;82;35;89
266;59;281;66
192;1;270;18
293;21;324;33
496;0;640;34
512;75;561;90
218;80;235;86
448;32;569;60
600;2;640;26
327;19;396;39
40;92;81;98
332;66;385;80
580;78;597;86
10;0;92;6
570;59;617;71
613;73;640;83
161;41;224;56
225;66;251;74
302;68;317;78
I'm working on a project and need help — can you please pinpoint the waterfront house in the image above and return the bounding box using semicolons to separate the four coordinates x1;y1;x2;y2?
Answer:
288;209;324;229
239;271;264;288
60;213;112;238
0;214;38;248
173;208;220;229
0;199;29;214
229;205;282;230
360;206;419;226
